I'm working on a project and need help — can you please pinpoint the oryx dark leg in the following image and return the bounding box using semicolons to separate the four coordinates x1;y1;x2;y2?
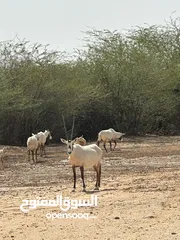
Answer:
93;166;98;188
40;144;43;157
80;166;86;192
35;149;38;163
31;150;35;164
98;163;101;188
109;141;113;151
43;145;46;157
72;165;76;192
113;140;117;150
93;165;99;190
39;145;42;156
103;141;108;152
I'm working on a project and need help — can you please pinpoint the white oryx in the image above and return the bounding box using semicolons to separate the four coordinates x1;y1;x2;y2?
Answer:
61;138;102;192
32;130;52;157
61;115;102;191
27;135;39;164
97;128;125;152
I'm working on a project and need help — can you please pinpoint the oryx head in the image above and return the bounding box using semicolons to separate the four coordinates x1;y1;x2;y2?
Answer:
60;138;76;154
61;114;76;154
119;133;125;141
45;129;52;140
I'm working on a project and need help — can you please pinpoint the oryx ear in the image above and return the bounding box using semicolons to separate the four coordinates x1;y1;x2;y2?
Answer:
32;133;35;136
60;138;67;144
72;138;77;143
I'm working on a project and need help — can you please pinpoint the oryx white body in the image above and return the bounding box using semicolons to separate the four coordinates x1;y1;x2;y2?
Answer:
61;138;102;191
97;128;125;152
68;143;102;169
32;130;52;156
27;135;39;163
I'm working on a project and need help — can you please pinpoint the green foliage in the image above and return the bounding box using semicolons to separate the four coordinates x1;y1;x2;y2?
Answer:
1;17;180;145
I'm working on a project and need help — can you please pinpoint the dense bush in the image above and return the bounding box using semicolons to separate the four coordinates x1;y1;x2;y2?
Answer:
1;17;180;145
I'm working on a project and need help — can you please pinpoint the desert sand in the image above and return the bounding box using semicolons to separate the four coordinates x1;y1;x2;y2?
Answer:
0;136;180;240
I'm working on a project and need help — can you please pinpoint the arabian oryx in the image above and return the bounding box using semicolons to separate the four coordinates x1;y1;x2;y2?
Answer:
27;135;39;164
61;115;102;192
97;128;125;152
32;130;52;157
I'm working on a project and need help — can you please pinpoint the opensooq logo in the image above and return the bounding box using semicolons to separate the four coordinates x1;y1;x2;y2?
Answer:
19;193;98;220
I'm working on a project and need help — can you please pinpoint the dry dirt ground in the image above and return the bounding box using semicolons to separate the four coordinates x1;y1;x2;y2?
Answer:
0;136;180;240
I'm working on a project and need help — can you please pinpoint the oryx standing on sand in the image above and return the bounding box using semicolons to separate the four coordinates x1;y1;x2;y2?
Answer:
61;115;102;192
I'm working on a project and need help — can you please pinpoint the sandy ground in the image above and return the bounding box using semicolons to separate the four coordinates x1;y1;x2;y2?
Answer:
0;136;180;240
